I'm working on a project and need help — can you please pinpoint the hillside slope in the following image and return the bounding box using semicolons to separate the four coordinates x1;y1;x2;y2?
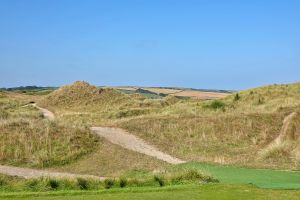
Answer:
39;81;131;110
119;82;300;170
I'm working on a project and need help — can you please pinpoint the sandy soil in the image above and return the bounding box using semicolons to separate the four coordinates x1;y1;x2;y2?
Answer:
91;127;186;164
0;105;184;179
0;165;105;180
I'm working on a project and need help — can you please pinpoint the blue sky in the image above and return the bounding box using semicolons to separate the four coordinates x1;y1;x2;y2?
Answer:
0;0;299;90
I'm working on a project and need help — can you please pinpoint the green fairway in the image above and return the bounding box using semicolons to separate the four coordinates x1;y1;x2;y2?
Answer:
173;162;300;189
1;185;300;200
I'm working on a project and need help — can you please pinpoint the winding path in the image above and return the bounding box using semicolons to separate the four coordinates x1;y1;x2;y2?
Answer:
91;127;185;164
32;104;55;120
0;104;185;179
0;165;104;180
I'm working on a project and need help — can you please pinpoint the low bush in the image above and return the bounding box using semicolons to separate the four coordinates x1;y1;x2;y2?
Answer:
47;179;59;190
104;179;114;189
77;178;89;190
119;177;127;188
154;175;165;187
203;100;226;110
234;93;240;101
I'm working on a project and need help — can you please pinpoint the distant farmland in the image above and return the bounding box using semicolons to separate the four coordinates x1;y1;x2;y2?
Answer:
112;86;232;99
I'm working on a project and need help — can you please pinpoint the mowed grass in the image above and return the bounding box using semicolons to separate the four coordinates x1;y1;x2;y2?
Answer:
172;162;300;189
1;184;300;200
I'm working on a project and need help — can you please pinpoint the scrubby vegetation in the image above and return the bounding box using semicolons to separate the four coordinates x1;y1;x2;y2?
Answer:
0;169;217;192
116;82;300;169
33;81;300;170
1;81;300;177
0;95;98;168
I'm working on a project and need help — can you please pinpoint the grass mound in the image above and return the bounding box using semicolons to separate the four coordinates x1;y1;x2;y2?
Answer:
39;81;130;110
0;118;98;167
225;82;300;112
0;95;98;168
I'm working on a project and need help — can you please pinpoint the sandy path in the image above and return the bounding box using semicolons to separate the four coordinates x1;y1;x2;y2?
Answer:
0;105;184;179
1;105;103;179
0;165;104;180
32;103;55;120
33;104;185;164
91;127;186;164
259;112;298;158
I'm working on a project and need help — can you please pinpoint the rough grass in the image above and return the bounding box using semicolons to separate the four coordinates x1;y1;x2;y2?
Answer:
118;112;291;168
53;138;167;177
0;169;216;192
0;96;98;168
34;81;300;170
2;81;300;171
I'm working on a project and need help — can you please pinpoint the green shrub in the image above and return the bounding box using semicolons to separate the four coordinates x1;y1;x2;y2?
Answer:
154;175;165;187
0;177;8;186
234;93;240;101
203;100;226;110
104;179;114;189
24;179;40;191
77;178;89;190
47;179;59;190
169;170;219;184
58;179;77;190
119;177;127;188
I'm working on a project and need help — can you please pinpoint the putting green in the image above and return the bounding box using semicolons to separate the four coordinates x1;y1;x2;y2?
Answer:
173;162;300;189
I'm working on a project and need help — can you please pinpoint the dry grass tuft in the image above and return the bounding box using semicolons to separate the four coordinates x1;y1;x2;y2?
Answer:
0;95;98;168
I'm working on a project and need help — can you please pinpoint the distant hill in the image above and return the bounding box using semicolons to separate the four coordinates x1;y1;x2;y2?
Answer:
0;86;57;91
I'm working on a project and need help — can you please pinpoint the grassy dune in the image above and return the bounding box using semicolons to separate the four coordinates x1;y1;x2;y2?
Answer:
0;81;300;198
1;81;300;175
32;81;300;170
0;94;98;168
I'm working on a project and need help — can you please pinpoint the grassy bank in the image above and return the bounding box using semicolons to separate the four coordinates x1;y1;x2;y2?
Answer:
0;169;217;192
0;94;98;168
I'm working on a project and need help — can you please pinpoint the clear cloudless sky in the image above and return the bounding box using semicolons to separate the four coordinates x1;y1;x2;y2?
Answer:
0;0;299;90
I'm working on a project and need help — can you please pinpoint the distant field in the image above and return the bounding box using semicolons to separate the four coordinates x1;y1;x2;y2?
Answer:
169;90;229;99
113;86;231;99
145;87;182;94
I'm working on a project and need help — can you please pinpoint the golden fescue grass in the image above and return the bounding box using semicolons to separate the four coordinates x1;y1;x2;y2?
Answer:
0;95;98;168
258;112;300;168
35;81;300;170
118;112;290;168
223;82;300;113
3;81;300;172
38;81;132;111
53;137;168;177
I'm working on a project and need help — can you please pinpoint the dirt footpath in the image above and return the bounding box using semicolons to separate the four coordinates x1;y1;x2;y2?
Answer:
91;127;186;164
0;165;105;180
